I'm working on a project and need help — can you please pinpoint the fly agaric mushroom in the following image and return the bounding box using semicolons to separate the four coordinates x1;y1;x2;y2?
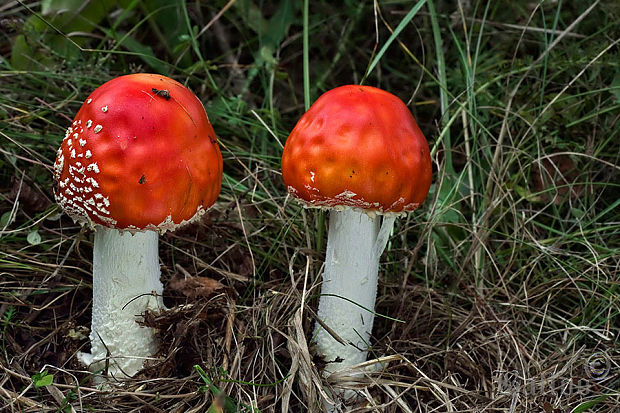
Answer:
281;85;431;378
53;73;223;379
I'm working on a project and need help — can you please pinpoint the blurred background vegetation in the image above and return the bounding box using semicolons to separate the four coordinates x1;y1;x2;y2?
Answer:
0;0;618;411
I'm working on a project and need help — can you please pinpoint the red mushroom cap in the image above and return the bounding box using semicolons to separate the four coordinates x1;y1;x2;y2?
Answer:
53;73;223;231
281;85;432;214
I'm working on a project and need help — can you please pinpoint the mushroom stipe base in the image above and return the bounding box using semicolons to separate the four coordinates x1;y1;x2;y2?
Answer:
78;228;163;380
313;208;395;375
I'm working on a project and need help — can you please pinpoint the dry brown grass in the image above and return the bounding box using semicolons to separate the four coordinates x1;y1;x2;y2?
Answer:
1;200;618;411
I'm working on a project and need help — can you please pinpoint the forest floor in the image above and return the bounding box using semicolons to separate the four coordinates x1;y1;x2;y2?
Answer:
0;0;618;412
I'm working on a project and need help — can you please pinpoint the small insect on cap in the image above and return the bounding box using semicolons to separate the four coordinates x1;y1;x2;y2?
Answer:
281;85;432;214
54;73;223;232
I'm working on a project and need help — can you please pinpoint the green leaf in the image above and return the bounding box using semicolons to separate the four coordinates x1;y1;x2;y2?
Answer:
111;31;169;74
142;0;186;63
263;0;297;49
239;0;299;71
33;371;54;388
572;395;610;413
41;0;85;15
235;1;269;35
611;70;620;102
27;230;42;245
206;397;224;413
9;35;38;70
1;306;16;324
570;207;585;219
259;46;277;67
11;0;118;70
0;211;14;227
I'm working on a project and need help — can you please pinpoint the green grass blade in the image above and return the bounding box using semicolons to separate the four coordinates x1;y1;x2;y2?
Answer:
361;0;427;84
427;0;452;172
303;0;310;110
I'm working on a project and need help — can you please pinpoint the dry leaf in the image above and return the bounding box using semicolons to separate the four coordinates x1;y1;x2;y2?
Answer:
169;272;226;298
10;176;51;213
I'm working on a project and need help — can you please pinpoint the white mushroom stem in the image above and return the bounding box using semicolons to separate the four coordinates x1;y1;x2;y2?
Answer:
78;227;163;379
313;208;395;377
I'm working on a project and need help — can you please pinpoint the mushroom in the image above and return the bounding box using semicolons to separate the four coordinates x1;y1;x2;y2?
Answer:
281;85;432;377
53;73;223;379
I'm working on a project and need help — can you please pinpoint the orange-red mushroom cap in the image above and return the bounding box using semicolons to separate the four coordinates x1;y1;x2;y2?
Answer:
53;73;223;231
281;85;432;214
